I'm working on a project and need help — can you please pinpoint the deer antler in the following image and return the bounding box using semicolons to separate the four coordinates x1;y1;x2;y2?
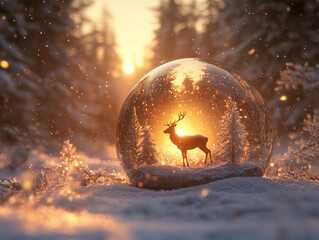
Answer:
164;121;172;127
176;111;186;123
164;111;186;126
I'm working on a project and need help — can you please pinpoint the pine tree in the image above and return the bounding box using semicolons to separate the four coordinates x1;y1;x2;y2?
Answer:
78;6;122;141
137;125;158;167
1;0;121;148
217;99;248;163
299;111;319;164
21;0;95;139
123;107;142;169
174;0;199;59
206;0;319;103
198;0;224;59
0;0;37;168
274;63;319;132
151;0;183;67
283;110;319;167
0;0;91;143
0;0;37;133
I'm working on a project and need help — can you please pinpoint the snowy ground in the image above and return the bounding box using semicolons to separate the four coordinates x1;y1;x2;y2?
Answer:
0;147;319;240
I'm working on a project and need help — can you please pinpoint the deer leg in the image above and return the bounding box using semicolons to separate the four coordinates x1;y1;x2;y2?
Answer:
205;152;208;164
205;149;212;164
185;150;189;167
199;146;210;165
182;151;185;167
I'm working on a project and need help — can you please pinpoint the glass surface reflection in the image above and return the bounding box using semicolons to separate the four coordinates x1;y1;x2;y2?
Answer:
117;59;274;173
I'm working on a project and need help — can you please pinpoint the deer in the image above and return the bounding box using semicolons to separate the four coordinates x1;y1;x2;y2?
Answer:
163;111;212;167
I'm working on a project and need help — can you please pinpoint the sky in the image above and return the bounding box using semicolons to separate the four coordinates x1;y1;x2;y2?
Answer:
86;0;158;72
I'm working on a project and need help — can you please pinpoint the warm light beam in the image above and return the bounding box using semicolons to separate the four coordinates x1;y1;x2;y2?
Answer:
123;62;134;74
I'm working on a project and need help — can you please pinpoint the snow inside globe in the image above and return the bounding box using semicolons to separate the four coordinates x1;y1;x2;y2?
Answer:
116;59;274;189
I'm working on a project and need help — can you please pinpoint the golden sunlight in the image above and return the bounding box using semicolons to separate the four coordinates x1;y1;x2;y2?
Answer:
158;110;216;166
123;62;134;74
177;128;185;136
0;205;131;238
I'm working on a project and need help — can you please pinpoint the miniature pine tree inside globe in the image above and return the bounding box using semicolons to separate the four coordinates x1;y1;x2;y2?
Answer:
116;59;274;189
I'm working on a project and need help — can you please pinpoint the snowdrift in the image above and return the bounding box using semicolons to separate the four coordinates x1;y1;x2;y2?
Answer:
129;162;263;190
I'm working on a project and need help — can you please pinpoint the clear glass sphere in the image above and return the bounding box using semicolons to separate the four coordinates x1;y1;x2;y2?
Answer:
117;59;274;174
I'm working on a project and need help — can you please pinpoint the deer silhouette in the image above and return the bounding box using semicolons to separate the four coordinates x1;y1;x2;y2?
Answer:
163;112;212;167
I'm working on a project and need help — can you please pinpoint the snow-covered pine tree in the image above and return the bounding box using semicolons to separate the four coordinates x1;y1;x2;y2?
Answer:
0;0;35;169
202;0;319;130
124;107;142;169
283;110;319;169
137;124;158;167
274;63;319;132
0;0;90;143
212;0;319;93
217;99;248;163
0;0;120;147
0;0;37;134
21;0;95;140
298;111;319;164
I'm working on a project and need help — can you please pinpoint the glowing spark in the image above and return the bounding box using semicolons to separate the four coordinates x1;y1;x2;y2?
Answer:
280;95;287;101
248;49;255;55
201;188;210;198
0;60;9;69
123;62;134;74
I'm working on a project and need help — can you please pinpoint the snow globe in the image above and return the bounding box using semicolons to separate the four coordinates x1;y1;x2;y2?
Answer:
116;59;274;190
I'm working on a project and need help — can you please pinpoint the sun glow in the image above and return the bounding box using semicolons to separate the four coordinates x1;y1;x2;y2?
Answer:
123;62;134;74
159;111;216;166
177;129;185;136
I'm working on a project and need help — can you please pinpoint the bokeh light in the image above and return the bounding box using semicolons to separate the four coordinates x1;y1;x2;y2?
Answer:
0;60;9;69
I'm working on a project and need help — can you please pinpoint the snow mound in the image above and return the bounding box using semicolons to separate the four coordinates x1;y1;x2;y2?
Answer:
129;162;263;190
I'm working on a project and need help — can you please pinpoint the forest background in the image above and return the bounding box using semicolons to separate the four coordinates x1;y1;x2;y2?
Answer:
0;0;318;163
